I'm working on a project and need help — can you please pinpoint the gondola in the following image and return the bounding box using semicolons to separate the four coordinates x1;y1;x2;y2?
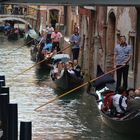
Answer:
7;32;18;41
88;85;140;135
30;41;55;69
25;34;35;46
25;29;38;46
50;54;84;90
87;65;140;135
52;68;83;90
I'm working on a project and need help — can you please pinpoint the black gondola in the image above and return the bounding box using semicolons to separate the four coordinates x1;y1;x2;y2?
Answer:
7;32;18;41
25;29;38;46
51;54;84;90
30;42;55;70
88;85;140;135
87;65;140;135
52;68;83;90
100;106;140;135
25;34;35;46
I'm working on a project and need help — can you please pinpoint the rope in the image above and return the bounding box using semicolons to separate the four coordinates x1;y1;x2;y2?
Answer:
34;65;125;111
11;44;71;80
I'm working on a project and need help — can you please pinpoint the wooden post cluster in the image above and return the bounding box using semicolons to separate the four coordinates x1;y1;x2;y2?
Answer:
0;75;32;140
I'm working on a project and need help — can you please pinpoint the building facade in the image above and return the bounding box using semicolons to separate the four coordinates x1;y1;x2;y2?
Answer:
77;6;138;88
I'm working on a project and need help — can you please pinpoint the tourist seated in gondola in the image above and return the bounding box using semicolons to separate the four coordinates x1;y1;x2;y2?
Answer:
51;61;65;80
101;90;115;116
112;87;128;117
102;87;140;118
73;59;83;78
42;40;54;59
126;88;140;112
101;87;129;117
134;88;140;98
15;28;19;34
66;61;75;75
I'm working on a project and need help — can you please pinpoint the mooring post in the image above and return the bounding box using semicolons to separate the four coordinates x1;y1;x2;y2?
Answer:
20;121;32;140
0;93;9;140
0;76;5;81
8;103;18;140
0;87;10;101
0;80;5;87
0;76;5;87
0;87;9;94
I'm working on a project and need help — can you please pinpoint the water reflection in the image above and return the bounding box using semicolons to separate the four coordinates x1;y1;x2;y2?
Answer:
34;66;51;86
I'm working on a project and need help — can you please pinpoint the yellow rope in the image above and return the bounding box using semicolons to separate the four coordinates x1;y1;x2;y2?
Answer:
34;65;125;111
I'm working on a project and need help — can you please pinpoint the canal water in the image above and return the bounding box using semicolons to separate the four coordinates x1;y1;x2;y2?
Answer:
0;36;139;140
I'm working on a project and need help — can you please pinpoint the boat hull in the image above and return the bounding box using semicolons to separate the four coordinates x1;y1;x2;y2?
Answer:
25;35;34;46
100;110;140;135
53;69;83;91
90;88;140;135
8;32;18;41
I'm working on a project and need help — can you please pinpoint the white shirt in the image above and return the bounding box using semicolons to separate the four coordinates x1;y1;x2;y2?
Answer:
112;94;127;113
68;69;75;74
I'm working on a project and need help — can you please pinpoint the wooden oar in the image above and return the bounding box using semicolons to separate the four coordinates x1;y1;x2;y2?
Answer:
34;65;125;111
7;39;35;55
11;44;71;80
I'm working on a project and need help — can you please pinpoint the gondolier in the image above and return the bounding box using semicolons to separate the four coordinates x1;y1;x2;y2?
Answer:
51;28;62;52
114;35;133;92
69;27;81;61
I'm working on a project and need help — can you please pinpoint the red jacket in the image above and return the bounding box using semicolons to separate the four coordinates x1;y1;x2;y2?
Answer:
102;92;115;111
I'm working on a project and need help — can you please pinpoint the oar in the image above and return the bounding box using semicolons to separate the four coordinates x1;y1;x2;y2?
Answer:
6;39;35;55
34;65;125;111
11;44;71;80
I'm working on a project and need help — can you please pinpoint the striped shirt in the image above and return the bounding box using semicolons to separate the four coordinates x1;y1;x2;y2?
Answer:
114;44;132;65
69;33;81;49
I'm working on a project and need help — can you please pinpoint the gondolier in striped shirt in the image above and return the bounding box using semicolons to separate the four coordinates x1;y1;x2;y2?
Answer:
114;35;133;92
69;27;81;61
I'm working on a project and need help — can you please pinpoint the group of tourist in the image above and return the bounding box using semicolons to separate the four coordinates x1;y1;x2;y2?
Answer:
38;25;81;62
35;24;82;77
51;59;82;80
39;24;63;55
97;86;140;118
